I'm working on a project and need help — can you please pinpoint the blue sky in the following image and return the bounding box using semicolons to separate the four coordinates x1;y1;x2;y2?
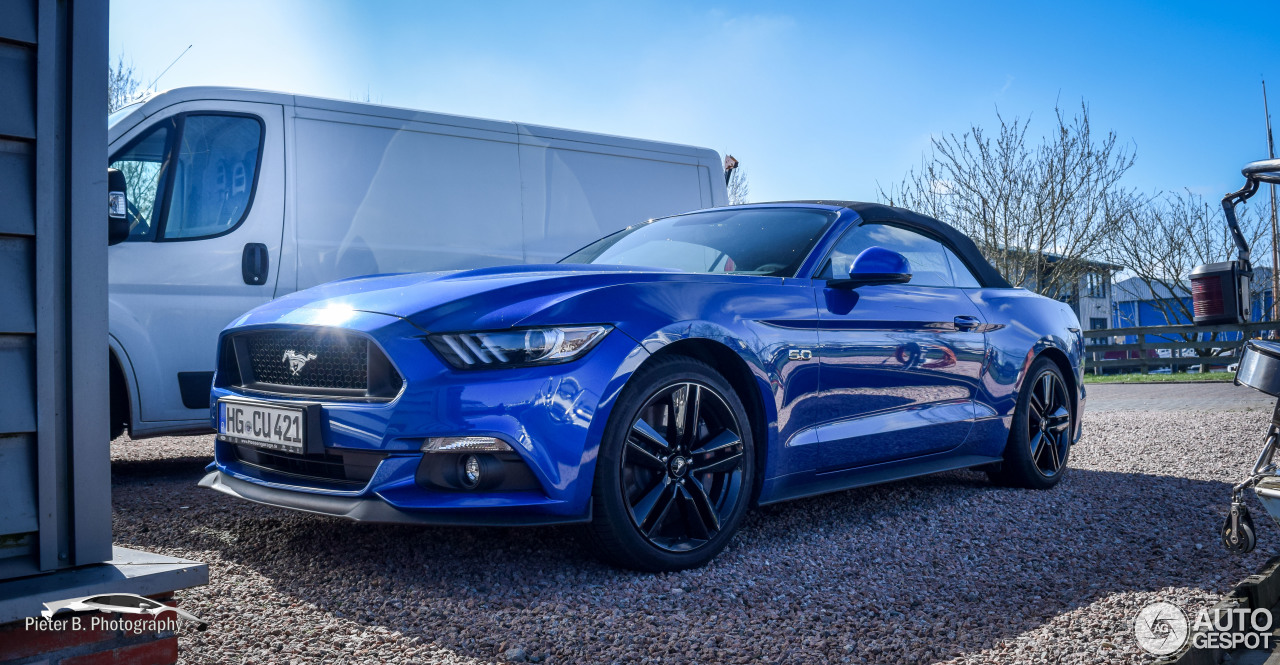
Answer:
110;1;1279;203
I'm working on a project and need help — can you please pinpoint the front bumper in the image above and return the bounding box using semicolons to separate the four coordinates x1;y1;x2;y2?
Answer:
204;311;648;524
198;469;592;526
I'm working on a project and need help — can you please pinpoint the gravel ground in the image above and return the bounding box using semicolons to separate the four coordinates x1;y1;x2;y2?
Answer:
1085;382;1275;413
112;386;1277;664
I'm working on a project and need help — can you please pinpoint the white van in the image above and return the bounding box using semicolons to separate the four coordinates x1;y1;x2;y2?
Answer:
107;86;728;438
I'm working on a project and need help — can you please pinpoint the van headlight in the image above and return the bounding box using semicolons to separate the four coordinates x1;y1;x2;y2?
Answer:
426;325;612;369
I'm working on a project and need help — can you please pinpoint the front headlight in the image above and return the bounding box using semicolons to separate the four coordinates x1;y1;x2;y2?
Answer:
426;325;612;369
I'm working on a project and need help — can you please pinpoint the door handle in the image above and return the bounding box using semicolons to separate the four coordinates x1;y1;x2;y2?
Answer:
953;315;980;331
242;243;269;285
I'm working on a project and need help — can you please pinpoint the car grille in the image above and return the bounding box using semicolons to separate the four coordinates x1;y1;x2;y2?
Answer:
246;331;369;390
231;444;385;486
219;329;403;401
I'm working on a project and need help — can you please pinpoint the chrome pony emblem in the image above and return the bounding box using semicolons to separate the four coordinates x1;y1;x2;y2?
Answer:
282;350;317;375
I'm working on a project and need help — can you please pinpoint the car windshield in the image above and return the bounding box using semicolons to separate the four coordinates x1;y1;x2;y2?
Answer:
560;208;837;277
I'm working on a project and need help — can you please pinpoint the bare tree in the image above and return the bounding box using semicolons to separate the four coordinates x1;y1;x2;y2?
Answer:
727;159;750;205
1110;190;1266;324
108;54;142;113
880;103;1139;297
1107;190;1267;367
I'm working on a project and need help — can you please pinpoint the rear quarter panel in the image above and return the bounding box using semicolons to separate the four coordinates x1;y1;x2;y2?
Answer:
965;287;1083;453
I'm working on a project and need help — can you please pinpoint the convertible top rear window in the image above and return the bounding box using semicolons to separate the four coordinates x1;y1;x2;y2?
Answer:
561;208;837;277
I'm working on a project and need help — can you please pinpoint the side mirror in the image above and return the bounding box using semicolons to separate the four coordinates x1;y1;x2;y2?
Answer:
828;246;912;289
107;168;129;246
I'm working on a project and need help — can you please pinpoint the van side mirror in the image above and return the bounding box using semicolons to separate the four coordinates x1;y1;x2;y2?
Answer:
827;246;912;289
108;168;129;246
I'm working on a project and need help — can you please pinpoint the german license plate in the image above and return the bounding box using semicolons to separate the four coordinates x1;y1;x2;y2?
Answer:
218;399;305;453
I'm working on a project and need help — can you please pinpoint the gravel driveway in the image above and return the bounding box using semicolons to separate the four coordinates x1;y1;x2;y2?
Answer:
111;383;1277;664
1085;381;1274;413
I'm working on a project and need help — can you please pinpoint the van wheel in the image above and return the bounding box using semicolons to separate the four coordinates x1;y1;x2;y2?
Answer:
587;356;754;571
109;355;129;440
988;357;1071;489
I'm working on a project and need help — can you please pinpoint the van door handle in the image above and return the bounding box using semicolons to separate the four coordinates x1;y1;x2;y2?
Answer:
953;315;980;331
242;243;269;285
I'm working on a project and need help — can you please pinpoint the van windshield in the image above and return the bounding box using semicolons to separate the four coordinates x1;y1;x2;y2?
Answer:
560;208;837;277
108;103;142;129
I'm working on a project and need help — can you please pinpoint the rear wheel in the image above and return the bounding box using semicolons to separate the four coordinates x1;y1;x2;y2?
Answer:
988;357;1072;489
587;356;754;571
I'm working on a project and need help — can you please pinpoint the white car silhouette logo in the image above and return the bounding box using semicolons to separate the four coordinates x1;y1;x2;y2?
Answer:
42;592;206;630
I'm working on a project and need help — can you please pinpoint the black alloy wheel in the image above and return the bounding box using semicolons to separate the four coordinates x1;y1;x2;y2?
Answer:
621;381;746;552
988;357;1073;489
588;356;754;571
1027;369;1071;477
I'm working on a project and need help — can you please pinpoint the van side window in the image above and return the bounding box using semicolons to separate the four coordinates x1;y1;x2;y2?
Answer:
162;115;263;240
108;120;173;242
819;223;954;287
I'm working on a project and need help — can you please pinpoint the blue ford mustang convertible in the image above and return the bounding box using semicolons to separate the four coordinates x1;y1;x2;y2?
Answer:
201;201;1084;570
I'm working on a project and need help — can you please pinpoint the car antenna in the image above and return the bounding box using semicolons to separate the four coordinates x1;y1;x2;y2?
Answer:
1264;77;1278;329
146;44;192;92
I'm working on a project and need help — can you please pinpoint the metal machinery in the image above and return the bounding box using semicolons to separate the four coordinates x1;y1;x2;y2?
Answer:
1192;160;1280;325
1212;159;1280;552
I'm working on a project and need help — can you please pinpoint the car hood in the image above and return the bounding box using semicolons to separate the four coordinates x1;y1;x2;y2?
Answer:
259;264;698;332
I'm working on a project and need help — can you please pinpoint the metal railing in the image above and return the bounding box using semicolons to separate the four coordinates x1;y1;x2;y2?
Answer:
1083;322;1280;374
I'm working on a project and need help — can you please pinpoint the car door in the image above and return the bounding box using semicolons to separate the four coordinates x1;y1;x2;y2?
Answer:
108;101;284;425
813;222;988;470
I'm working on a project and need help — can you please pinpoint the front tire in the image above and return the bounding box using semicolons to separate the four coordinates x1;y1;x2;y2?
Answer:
988;357;1073;489
587;356;754;571
109;354;129;440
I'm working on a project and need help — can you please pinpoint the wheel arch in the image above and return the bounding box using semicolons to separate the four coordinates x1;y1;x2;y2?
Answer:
108;336;138;438
642;338;771;505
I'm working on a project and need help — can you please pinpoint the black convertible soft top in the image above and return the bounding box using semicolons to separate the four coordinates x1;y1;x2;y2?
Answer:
777;200;1013;289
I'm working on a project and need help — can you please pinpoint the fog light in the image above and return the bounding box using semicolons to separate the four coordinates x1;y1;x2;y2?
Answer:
422;436;513;453
461;454;482;489
416;451;514;492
